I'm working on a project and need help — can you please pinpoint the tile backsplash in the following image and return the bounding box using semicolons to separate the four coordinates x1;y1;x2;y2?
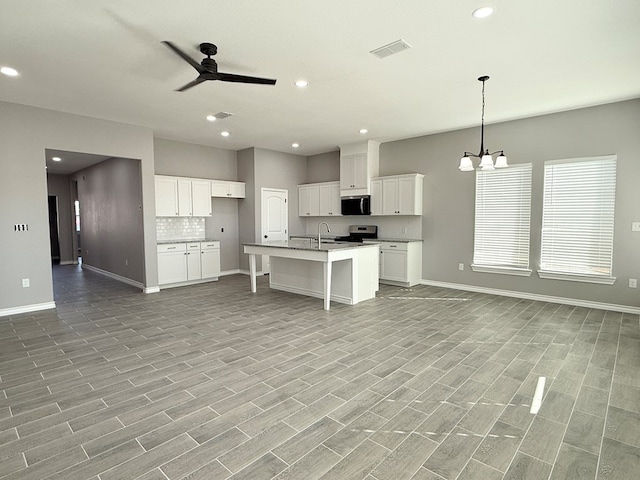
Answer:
156;217;206;241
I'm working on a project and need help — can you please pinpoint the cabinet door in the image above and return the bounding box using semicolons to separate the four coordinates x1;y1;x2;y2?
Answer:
186;243;201;280
352;154;369;189
191;180;212;216
155;177;179;216
158;251;187;284
380;249;408;282
329;183;341;216
210;181;229;197
382;177;399;215
370;179;383;215
298;185;319;216
201;248;221;279
228;182;245;198
177;179;192;216
340;156;354;190
319;184;338;216
398;176;417;214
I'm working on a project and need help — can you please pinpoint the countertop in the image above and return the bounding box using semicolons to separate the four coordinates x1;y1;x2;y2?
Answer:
288;235;422;243
157;238;220;245
243;240;378;252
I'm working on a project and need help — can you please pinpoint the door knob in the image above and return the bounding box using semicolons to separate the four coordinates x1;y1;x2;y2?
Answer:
264;235;268;238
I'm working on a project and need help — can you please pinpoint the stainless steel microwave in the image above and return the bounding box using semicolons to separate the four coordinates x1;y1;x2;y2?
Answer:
341;195;371;215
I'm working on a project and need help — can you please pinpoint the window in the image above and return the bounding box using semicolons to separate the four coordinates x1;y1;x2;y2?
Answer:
539;155;617;284
472;164;532;276
74;200;81;232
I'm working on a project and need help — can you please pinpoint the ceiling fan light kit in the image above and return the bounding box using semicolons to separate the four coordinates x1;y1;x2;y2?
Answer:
163;41;277;92
458;75;508;172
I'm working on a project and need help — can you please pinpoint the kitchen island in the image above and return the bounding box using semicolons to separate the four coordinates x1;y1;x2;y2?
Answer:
243;240;379;310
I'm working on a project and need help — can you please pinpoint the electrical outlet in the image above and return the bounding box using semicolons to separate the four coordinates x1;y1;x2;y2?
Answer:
22;278;30;288
458;263;464;271
125;259;128;266
630;278;637;288
402;227;407;234
633;222;640;232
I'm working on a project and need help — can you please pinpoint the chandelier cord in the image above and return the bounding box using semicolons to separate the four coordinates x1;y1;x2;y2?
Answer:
479;78;486;157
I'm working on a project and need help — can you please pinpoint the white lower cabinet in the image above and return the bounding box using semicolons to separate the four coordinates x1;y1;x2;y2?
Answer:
371;240;422;287
201;241;221;279
157;243;188;284
158;241;220;286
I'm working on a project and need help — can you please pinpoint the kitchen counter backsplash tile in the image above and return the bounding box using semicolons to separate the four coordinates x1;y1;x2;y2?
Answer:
157;217;205;241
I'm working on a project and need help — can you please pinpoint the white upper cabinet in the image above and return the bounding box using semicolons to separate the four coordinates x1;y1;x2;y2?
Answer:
339;141;379;196
370;173;424;216
319;182;341;216
211;180;245;198
155;175;213;217
155;176;179;216
298;184;320;216
191;180;212;216
298;182;341;217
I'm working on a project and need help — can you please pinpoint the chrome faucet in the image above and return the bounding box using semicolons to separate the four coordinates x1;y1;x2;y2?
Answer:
317;222;331;248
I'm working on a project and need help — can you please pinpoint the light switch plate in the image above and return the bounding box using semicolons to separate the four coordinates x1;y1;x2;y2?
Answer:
633;222;640;232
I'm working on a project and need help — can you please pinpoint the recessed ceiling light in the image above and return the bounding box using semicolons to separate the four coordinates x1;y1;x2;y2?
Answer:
472;6;494;18
292;143;300;148
359;128;368;134
1;66;19;77
206;115;216;122
294;80;308;88
220;131;230;137
52;157;62;162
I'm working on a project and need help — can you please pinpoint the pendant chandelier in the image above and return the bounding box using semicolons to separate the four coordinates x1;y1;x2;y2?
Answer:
458;76;508;171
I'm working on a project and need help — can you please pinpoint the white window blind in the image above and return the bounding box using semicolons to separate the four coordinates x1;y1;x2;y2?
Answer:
539;155;617;283
473;164;532;275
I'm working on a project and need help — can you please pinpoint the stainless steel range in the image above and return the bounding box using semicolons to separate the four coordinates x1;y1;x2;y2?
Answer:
335;225;378;243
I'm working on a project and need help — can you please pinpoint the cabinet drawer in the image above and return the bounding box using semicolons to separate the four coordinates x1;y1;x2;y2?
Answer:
379;242;408;251
201;241;220;250
157;243;187;253
186;242;200;250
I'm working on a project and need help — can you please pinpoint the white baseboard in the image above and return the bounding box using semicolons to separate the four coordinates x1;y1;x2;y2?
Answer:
420;279;640;315
144;286;160;294
82;264;145;291
220;269;242;276
238;269;268;276
0;302;56;318
59;260;74;266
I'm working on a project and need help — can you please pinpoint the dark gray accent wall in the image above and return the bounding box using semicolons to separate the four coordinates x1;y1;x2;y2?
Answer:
46;174;74;265
73;158;145;284
381;98;640;309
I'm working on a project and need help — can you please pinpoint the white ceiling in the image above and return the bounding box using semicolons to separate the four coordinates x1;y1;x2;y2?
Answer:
2;0;640;162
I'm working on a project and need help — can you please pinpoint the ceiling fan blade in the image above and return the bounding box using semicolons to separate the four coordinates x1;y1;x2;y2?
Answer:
162;41;205;74
216;72;277;85
176;77;207;92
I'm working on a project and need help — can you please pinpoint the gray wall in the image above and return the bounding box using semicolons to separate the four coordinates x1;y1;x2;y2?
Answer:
46;173;74;265
307;150;340;182
0;101;157;313
237;147;307;271
155;138;241;272
154;138;237;179
72;158;145;283
381;99;640;309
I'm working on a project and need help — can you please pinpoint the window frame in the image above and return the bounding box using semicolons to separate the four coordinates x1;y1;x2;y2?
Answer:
471;163;533;277
538;155;617;285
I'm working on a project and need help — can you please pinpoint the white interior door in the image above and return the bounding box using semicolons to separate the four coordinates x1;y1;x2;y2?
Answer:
261;188;288;273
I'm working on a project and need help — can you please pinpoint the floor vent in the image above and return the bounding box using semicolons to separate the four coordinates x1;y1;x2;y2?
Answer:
370;39;411;59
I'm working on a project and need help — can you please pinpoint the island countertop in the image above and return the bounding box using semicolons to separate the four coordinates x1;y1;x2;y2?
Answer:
242;240;377;252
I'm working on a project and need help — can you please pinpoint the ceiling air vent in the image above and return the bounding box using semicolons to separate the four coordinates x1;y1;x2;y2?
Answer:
370;39;411;59
213;111;233;120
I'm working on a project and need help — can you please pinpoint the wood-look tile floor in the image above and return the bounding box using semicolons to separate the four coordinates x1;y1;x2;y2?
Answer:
1;264;639;480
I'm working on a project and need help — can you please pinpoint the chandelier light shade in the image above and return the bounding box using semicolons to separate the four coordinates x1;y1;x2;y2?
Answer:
459;76;508;171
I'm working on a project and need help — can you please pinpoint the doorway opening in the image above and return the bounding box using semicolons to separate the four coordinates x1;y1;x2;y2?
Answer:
48;195;60;264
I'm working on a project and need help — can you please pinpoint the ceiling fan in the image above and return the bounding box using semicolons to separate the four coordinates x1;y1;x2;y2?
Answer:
162;41;277;91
